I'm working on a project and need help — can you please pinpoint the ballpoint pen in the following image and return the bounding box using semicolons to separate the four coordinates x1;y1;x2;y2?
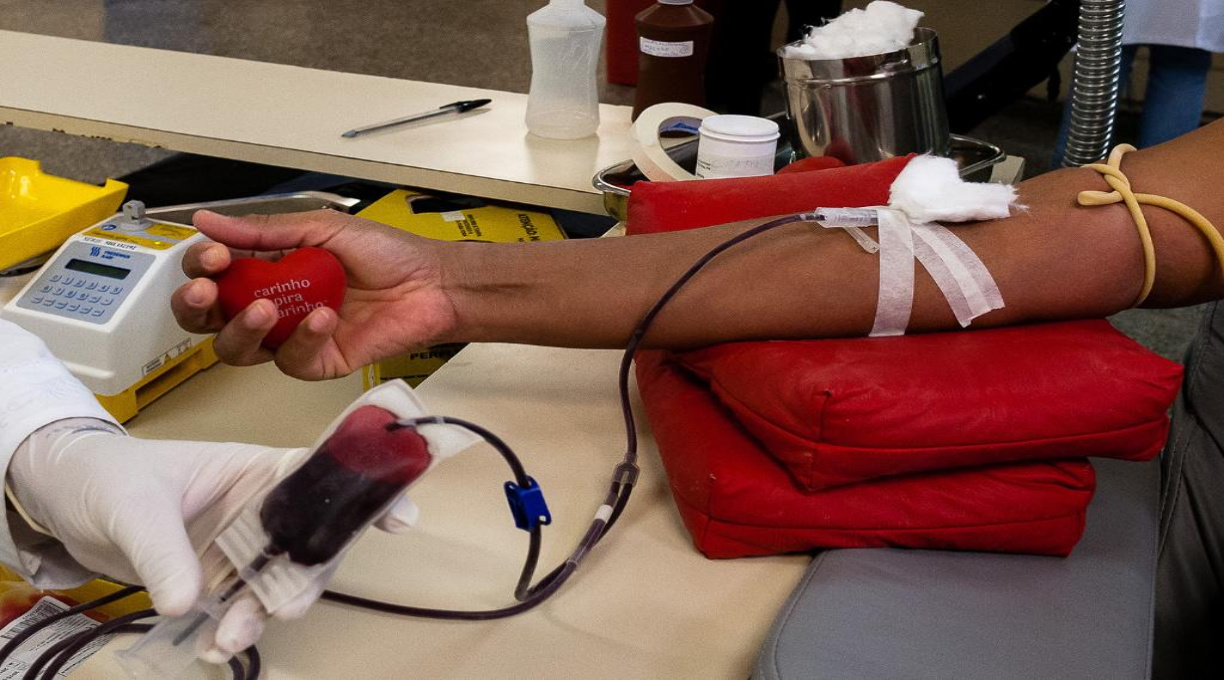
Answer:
341;98;492;138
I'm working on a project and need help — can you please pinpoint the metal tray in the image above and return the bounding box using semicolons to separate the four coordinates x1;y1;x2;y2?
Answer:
1;191;361;276
145;190;361;224
592;134;1006;222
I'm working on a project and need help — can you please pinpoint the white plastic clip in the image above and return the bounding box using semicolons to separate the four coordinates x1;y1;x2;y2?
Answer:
812;207;881;254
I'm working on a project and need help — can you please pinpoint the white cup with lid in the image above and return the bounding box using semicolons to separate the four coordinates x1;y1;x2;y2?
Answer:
695;114;780;179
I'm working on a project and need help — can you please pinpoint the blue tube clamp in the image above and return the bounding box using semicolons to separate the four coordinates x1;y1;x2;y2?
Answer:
504;477;552;531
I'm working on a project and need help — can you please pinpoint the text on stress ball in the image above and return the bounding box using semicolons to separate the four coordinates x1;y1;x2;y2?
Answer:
214;247;347;348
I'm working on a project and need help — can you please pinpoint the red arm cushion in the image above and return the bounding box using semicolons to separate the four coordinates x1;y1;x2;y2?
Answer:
622;155;1178;557
625;155;909;235
636;350;1095;558
672;322;1181;490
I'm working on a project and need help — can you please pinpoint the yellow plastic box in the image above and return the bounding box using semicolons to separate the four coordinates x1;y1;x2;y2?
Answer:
360;190;566;388
0;157;128;271
0;564;152;627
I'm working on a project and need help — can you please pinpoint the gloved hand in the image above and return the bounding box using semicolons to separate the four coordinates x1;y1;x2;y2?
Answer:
7;418;418;662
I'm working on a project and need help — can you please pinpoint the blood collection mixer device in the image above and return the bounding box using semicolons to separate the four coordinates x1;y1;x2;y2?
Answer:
1;200;216;422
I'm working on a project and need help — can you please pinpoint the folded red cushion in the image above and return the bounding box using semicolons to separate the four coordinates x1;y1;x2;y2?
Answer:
636;350;1096;558
625;155;1181;558
672;322;1181;491
626;155;909;235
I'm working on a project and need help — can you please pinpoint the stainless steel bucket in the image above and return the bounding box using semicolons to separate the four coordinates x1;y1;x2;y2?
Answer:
778;27;951;164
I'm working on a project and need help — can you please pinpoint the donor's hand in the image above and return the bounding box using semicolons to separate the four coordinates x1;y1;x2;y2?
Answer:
171;210;460;380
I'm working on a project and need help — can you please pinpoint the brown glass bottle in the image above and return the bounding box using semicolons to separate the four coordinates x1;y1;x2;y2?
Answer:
631;0;714;120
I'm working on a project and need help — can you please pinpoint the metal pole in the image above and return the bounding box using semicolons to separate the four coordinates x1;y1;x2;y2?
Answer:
1062;0;1126;167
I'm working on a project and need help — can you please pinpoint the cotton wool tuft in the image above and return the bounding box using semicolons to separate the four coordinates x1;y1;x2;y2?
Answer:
888;156;1019;224
783;1;924;60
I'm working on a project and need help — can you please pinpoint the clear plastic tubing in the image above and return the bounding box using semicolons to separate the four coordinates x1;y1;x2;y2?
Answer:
525;0;606;140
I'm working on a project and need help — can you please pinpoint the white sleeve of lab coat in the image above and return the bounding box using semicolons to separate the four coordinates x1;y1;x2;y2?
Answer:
0;318;122;587
1123;0;1224;52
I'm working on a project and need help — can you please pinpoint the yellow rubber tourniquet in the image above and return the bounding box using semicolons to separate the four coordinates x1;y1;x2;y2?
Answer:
5;483;54;537
1078;144;1224;307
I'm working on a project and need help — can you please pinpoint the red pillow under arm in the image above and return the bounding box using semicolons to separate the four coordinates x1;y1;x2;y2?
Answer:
626;155;910;235
673;322;1181;491
624;155;1179;557
636;350;1096;558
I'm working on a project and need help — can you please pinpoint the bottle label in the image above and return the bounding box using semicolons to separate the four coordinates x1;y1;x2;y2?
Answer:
640;37;694;58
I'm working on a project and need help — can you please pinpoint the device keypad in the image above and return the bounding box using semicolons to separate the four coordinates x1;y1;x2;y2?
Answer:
34;284;122;315
15;242;155;325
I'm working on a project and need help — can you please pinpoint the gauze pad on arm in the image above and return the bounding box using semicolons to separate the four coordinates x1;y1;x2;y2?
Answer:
817;155;1017;335
889;155;1018;223
876;157;1013;334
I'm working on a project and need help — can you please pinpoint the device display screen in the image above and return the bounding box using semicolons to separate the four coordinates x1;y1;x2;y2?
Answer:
65;259;131;280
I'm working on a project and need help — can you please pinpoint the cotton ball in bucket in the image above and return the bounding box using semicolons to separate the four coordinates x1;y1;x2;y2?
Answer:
783;1;924;60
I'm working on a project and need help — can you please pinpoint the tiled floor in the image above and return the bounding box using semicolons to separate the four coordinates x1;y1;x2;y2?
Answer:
0;0;1207;357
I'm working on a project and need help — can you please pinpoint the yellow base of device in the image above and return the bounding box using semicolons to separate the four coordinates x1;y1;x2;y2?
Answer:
94;338;219;423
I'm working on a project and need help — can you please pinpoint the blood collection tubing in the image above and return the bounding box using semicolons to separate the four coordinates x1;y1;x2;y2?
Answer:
319;212;821;620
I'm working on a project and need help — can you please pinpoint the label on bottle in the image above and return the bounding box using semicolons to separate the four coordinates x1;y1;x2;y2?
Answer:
640;37;694;58
696;153;775;180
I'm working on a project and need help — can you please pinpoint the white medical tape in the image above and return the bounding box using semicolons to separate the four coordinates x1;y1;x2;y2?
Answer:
864;212;1004;335
630;103;718;182
911;223;1004;327
868;209;916;337
816;222;879;253
911;235;976;325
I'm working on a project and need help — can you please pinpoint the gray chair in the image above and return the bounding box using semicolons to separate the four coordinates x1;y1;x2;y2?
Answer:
1153;301;1224;678
755;302;1224;680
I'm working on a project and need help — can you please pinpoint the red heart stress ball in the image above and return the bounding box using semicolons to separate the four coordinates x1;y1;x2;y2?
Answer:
214;247;347;349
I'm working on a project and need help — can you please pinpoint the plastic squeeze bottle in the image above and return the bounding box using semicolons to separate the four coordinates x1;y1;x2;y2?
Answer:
632;0;714;120
526;0;606;139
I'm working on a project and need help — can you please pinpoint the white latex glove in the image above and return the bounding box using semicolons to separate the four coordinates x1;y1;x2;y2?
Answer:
7;418;418;661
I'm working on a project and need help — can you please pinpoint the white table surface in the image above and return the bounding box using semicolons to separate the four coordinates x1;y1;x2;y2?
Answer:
49;342;810;679
0;30;634;215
